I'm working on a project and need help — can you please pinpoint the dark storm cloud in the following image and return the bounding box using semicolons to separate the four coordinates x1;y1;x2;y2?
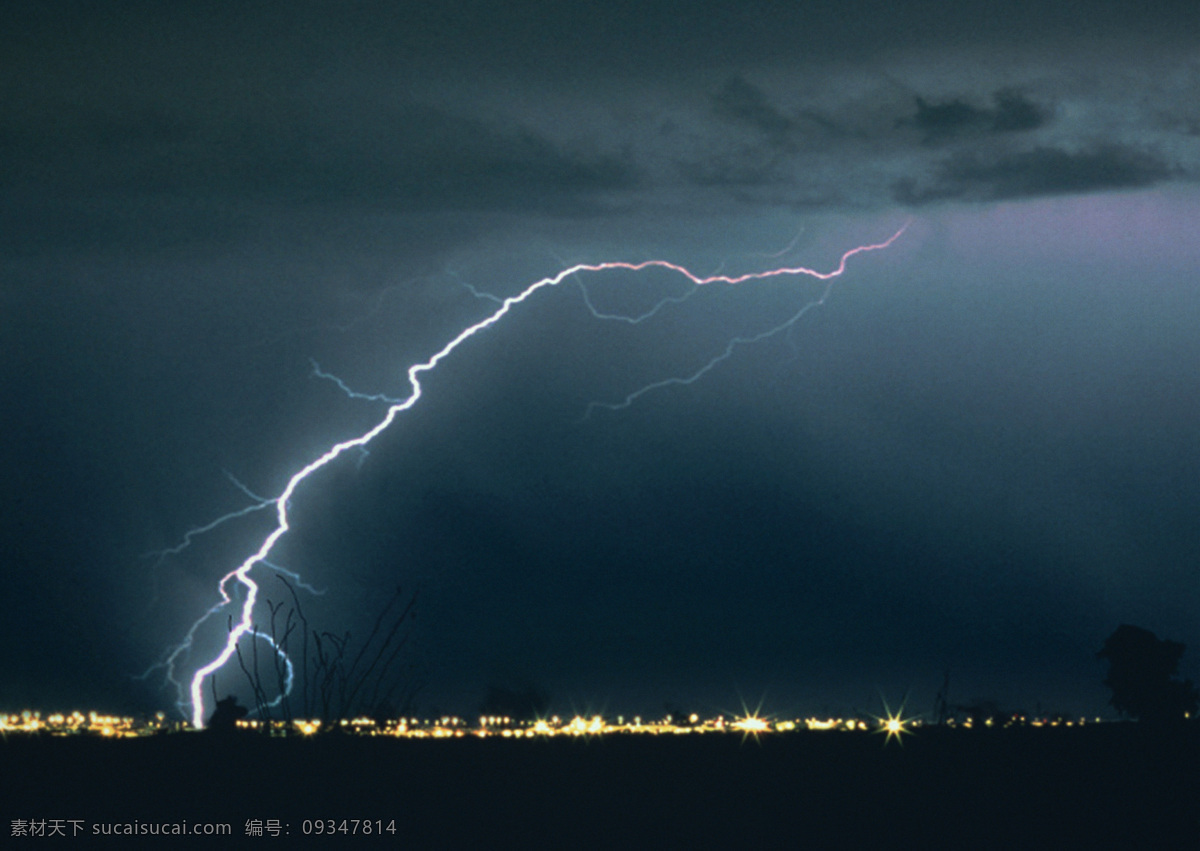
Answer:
671;63;1195;209
238;106;642;214
5;2;1199;223
893;144;1176;204
905;89;1051;144
1;98;638;216
674;152;790;190
672;77;855;201
710;76;798;149
669;78;799;194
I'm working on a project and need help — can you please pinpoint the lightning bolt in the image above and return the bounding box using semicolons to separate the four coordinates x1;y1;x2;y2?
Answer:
175;223;907;728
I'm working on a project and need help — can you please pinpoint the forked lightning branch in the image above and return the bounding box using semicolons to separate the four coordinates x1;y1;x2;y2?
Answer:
156;224;908;729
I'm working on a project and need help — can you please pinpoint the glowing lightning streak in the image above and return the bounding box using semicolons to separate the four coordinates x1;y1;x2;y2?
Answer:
144;473;273;565
582;225;908;415
184;223;907;729
310;358;403;404
582;275;829;417
574;275;699;324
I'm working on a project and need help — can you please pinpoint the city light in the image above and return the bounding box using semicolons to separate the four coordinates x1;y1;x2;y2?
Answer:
1;707;1121;742
872;697;916;746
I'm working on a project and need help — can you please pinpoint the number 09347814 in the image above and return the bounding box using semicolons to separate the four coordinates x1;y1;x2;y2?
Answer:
301;819;397;836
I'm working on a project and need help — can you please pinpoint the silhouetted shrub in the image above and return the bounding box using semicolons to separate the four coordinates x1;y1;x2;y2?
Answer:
206;695;249;733
1097;624;1198;725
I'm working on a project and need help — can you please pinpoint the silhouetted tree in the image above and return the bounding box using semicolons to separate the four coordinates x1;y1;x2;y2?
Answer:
239;580;421;727
1097;624;1198;725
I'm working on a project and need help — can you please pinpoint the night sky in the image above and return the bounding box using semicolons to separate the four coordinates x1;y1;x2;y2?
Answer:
3;1;1198;723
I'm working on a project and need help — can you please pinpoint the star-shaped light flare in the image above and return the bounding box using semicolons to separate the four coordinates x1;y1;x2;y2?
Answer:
872;694;916;746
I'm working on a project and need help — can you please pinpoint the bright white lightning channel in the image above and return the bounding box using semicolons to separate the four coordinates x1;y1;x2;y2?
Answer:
179;224;907;729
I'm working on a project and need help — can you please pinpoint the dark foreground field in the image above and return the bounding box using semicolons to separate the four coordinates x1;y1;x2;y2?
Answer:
4;723;1197;848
